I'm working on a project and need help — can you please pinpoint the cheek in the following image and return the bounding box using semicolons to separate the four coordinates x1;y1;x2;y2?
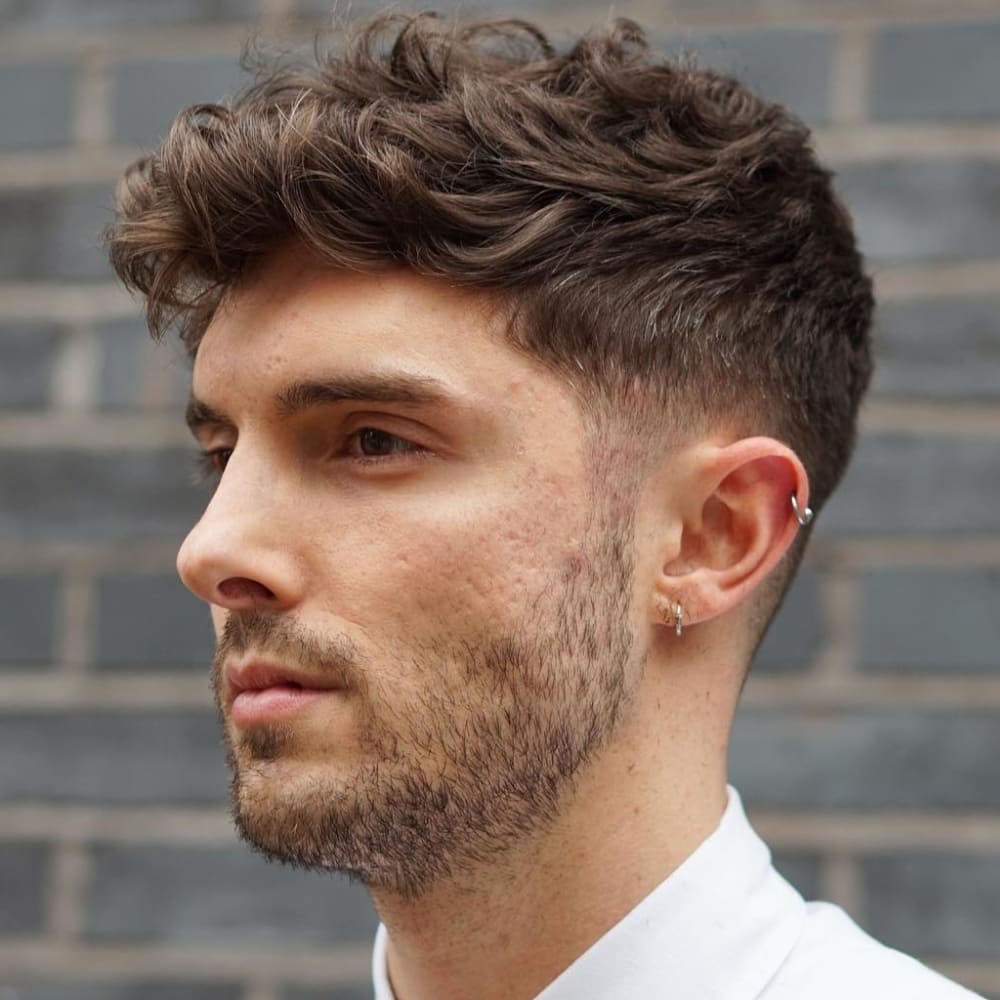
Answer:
412;515;548;621
323;475;585;637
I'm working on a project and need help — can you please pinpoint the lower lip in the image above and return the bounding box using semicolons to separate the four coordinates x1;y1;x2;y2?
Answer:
230;684;340;727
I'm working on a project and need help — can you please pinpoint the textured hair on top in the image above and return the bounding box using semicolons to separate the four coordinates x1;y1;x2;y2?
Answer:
106;9;873;530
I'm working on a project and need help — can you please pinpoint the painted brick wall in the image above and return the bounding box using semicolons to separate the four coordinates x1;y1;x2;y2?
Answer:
2;1;999;997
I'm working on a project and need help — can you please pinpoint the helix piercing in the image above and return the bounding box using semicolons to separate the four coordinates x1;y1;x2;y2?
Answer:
791;493;814;527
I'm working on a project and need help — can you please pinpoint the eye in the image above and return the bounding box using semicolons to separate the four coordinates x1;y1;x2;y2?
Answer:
348;428;421;462
194;447;233;482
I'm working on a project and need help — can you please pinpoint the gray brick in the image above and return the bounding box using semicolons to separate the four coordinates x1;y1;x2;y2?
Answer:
860;568;1000;675
771;850;822;902
862;853;1000;960
659;27;834;125
872;296;1000;401
112;57;248;149
97;315;190;413
730;708;1000;809
0;574;59;668
95;573;214;672
0;841;50;935
835;159;1000;265
872;21;1000;122
0;710;226;804
4;983;241;1000
282;987;376;1000
752;569;822;675
0;323;59;410
0;186;113;282
85;844;377;946
0;448;206;544
817;434;1000;537
0;62;75;152
0;0;259;27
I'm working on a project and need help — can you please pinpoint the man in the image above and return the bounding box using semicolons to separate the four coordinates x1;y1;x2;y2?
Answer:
105;11;983;999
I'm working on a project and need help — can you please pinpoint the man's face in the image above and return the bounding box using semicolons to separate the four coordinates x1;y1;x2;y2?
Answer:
179;251;648;899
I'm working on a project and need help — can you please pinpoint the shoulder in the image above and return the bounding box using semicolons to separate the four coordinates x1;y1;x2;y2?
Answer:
764;901;985;1000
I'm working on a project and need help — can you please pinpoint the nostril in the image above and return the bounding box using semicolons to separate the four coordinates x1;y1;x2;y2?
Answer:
216;577;277;603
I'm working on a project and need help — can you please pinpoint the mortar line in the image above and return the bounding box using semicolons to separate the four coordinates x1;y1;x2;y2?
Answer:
74;45;113;148
0;543;179;574
47;840;92;944
0;414;190;448
813;537;1000;568
51;322;99;414
815;124;1000;161
243;982;280;1000
56;569;96;677
874;260;1000;300
0;25;265;63
1;2;1000;62
0;805;233;843
741;674;1000;708
860;400;1000;436
0;672;210;708
820;850;866;926
830;22;871;127
0;148;138;189
753;812;1000;853
0;941;373;982
811;569;860;681
0;284;138;322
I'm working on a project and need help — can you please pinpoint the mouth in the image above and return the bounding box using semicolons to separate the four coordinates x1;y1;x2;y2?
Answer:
225;660;347;728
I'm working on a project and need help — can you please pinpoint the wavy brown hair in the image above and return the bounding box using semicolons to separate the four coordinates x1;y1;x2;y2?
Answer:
106;10;873;621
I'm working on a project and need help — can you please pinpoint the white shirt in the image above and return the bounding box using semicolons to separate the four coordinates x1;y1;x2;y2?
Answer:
371;785;984;999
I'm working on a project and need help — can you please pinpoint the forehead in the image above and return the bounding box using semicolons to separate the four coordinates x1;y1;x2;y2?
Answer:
192;252;527;402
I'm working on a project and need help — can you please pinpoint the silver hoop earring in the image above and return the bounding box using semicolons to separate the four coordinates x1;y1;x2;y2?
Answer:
674;602;683;638
791;493;814;527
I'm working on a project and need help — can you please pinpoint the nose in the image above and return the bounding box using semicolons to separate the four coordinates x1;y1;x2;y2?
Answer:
177;456;305;615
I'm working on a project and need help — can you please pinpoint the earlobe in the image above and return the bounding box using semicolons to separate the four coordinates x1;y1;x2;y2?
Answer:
656;599;685;637
651;438;809;631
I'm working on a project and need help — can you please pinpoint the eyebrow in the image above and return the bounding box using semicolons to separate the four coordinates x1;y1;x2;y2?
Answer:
185;372;456;434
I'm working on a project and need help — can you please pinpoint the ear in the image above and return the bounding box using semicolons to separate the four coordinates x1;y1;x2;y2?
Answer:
652;437;810;630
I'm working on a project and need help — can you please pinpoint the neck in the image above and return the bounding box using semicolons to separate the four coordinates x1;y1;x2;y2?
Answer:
371;675;732;1000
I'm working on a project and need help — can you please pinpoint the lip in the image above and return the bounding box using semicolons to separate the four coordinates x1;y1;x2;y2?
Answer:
225;660;347;728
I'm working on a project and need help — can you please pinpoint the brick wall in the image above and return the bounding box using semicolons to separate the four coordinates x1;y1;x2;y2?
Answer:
1;1;999;997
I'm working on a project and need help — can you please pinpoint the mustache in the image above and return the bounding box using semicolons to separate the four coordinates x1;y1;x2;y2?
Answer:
212;611;361;686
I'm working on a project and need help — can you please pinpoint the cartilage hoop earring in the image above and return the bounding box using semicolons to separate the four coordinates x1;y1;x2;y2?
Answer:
791;493;814;527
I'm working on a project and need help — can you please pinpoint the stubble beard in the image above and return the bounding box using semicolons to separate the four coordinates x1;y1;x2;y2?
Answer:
213;518;641;902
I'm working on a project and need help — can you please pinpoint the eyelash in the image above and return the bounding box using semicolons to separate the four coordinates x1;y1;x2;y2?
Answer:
193;449;232;484
192;428;425;484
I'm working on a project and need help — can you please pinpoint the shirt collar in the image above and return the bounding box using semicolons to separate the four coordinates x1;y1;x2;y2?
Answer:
372;784;806;1000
